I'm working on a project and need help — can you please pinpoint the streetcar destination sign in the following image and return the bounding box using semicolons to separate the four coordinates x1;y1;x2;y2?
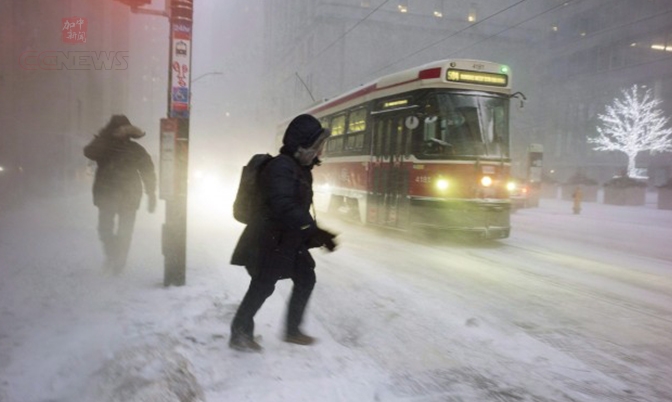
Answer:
446;69;508;87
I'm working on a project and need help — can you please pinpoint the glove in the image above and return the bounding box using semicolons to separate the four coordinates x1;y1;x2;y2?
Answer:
310;227;338;252
147;193;157;213
323;236;337;252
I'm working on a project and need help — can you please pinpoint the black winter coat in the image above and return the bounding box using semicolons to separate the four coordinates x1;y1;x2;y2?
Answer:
231;153;318;280
84;136;156;210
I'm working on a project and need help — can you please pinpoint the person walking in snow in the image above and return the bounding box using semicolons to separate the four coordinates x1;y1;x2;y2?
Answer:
229;114;338;352
84;115;157;274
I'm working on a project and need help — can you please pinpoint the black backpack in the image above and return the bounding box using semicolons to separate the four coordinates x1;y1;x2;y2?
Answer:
233;153;274;224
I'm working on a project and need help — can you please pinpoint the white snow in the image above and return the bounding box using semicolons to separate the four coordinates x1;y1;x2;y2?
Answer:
1;189;672;401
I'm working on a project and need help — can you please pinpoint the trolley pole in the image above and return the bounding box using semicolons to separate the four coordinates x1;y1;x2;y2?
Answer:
162;0;194;286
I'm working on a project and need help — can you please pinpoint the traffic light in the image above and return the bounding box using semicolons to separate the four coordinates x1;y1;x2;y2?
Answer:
115;0;151;8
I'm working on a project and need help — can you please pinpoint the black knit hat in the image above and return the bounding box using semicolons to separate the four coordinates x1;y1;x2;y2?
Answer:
282;114;325;153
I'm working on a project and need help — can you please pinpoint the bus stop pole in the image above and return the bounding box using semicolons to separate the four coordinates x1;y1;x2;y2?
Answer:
162;0;193;286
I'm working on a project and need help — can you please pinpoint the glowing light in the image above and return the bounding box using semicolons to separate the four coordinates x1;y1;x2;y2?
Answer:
468;6;476;22
447;69;508;87
435;178;449;191
552;26;558;32
651;44;672;52
433;11;443;18
190;170;236;213
506;181;516;192
481;176;493;187
384;99;409;108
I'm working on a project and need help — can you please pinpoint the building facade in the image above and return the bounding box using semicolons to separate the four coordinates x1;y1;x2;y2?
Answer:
259;0;672;185
0;0;131;210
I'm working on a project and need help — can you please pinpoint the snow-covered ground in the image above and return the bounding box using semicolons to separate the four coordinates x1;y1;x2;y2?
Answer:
1;189;671;402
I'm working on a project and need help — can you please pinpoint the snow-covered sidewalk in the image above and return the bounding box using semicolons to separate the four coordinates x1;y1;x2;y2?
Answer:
0;193;387;402
2;191;672;402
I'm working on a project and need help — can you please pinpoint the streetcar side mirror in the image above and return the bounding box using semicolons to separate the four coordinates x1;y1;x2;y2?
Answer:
511;92;527;110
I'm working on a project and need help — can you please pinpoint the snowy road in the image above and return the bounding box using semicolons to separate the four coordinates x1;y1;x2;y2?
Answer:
1;191;671;401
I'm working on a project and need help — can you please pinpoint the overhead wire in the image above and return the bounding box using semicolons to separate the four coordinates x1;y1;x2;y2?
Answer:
369;0;528;76
273;0;391;97
309;0;392;63
443;0;581;59
280;0;668;109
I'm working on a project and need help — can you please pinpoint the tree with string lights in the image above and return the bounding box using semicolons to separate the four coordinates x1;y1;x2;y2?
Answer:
590;84;672;178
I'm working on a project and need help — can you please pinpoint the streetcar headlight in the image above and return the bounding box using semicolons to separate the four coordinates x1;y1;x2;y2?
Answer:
506;181;516;192
480;175;493;187
435;178;449;191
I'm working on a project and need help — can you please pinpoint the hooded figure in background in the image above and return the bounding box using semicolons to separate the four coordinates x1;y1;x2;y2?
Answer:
84;114;157;274
229;113;338;352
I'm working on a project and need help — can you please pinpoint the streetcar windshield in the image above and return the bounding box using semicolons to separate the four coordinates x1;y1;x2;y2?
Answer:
414;92;510;159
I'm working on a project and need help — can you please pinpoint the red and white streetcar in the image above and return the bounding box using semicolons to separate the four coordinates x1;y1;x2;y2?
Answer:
278;59;522;239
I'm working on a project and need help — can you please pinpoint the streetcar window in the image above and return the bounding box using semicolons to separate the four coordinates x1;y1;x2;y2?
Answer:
403;123;412;158
383;120;391;157
413;92;509;160
396;118;404;157
347;108;367;133
331;114;346;135
327;114;346;153
374;119;384;157
355;132;365;150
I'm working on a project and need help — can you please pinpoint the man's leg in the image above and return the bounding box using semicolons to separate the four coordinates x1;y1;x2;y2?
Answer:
230;278;275;351
97;205;116;269
285;265;316;344
115;208;137;271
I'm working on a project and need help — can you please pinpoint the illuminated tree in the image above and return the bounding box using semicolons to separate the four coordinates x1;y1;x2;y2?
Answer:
590;85;672;177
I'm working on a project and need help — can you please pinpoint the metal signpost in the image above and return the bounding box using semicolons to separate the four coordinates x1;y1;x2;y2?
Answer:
117;0;193;286
163;0;193;286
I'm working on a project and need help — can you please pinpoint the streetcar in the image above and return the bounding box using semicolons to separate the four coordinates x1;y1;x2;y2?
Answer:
278;59;522;239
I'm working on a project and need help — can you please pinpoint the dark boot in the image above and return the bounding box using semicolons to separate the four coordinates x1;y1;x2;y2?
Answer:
230;279;275;351
229;332;263;352
284;329;316;345
284;286;316;345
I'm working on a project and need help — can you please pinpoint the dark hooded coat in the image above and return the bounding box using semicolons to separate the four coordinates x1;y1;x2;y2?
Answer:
231;114;327;280
84;115;156;210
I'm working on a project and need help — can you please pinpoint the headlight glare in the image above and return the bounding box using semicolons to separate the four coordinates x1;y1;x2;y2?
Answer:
435;178;449;191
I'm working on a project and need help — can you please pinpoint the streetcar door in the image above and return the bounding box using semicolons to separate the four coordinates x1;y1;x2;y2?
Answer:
370;113;411;228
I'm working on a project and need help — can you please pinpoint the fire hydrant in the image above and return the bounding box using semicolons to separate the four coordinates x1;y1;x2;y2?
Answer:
572;186;582;215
